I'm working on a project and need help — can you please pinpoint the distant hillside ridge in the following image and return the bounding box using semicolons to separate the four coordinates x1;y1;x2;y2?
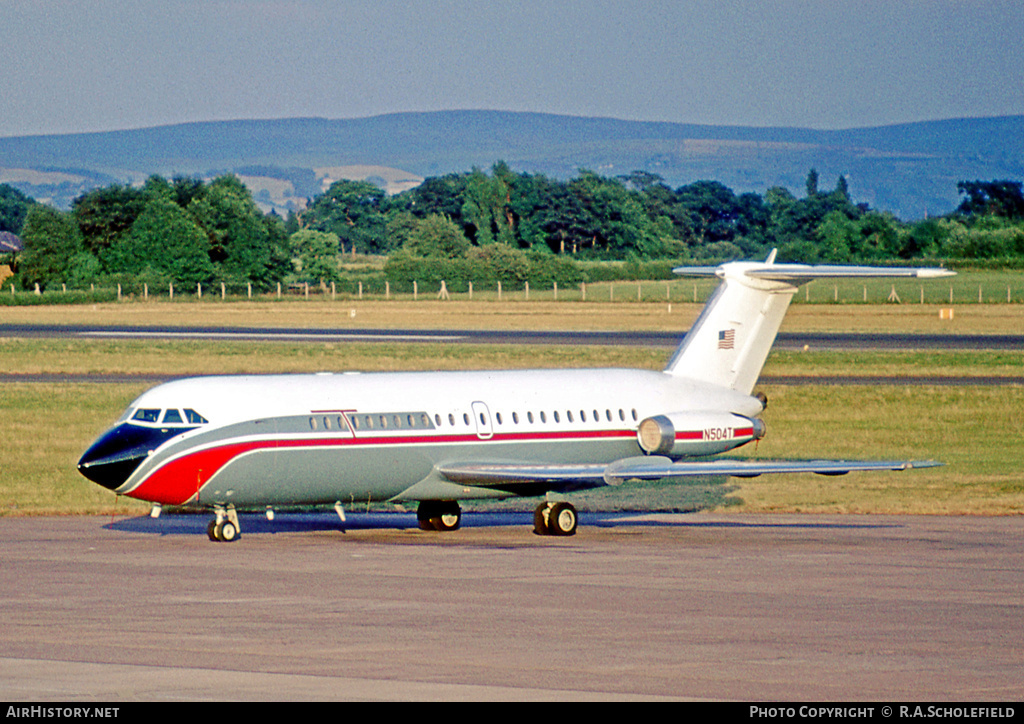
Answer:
1;111;1021;218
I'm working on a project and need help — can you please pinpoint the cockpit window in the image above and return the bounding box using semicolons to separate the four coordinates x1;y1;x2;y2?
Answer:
132;408;161;423
184;409;209;424
129;407;208;426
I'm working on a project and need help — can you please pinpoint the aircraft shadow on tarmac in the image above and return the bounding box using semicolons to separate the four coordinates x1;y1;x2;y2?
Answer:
104;510;900;537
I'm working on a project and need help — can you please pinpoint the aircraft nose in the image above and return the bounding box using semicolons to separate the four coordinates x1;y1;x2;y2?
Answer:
77;424;181;491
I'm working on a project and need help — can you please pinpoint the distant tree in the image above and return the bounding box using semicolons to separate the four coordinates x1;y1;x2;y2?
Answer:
186;175;290;290
674;181;744;248
304;179;387;254
806;168;820;198
0;184;36;234
72;184;148;255
461;164;515;246
290;229;341;287
956;180;1024;219
405;173;469;223
403;214;470;259
103;196;215;286
17;205;86;290
834;175;851;202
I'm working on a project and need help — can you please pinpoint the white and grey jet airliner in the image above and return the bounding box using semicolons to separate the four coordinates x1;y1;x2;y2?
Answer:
78;252;952;541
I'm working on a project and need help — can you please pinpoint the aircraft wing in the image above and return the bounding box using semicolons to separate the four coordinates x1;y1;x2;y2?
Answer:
438;456;943;493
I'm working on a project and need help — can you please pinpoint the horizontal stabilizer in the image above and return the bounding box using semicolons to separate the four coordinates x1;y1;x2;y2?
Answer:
673;263;955;282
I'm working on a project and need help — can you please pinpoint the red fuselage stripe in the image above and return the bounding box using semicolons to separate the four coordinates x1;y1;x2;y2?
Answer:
126;428;638;506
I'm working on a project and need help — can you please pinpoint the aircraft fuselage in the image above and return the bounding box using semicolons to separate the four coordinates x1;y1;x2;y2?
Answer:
79;368;764;509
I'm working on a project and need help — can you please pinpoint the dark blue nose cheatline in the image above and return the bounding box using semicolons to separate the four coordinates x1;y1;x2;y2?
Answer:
78;424;193;490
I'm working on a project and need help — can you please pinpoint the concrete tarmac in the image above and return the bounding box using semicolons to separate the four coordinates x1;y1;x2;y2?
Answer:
1;512;1021;701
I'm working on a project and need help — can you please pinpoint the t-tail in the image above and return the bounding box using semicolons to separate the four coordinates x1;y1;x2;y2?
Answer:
664;250;955;394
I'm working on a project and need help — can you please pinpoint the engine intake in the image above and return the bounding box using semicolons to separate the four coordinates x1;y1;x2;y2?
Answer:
637;411;766;458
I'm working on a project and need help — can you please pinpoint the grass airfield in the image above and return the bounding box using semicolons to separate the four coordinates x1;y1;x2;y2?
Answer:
2;297;1022;518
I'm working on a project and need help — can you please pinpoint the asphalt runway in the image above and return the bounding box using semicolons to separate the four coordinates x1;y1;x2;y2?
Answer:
5;324;1023;386
4;322;1024;350
1;512;1021;701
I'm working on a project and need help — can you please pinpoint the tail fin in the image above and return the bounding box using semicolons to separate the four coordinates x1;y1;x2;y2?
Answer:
664;251;954;394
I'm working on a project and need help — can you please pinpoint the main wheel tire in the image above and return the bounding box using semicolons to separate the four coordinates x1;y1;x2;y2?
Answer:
432;501;461;531
207;519;219;541
547;502;577;536
533;503;550;535
418;501;461;531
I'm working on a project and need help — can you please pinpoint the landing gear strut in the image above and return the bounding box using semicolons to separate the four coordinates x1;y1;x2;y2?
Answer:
417;500;462;531
207;505;241;542
534;501;578;536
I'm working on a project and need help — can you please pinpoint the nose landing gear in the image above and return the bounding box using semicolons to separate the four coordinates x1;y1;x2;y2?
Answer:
207;505;241;542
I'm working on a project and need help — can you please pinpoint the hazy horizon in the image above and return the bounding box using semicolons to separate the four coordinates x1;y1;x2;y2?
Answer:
2;0;1022;139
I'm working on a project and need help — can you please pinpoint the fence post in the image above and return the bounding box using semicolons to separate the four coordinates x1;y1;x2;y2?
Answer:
332;281;336;300
197;283;202;299
248;282;252;299
221;282;226;299
385;281;390;299
170;282;174;299
116;284;121;300
413;281;418;300
524;281;529;300
581;282;586;301
358;281;363;299
468;281;473;300
553;281;557;300
144;283;148;300
498;281;502;300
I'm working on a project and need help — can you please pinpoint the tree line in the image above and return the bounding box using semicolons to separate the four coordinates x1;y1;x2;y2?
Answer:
3;165;1023;293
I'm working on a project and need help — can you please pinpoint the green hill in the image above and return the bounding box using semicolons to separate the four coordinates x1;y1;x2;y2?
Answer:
1;111;1021;218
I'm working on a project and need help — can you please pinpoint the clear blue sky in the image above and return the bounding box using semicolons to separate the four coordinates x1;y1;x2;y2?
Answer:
1;0;1022;138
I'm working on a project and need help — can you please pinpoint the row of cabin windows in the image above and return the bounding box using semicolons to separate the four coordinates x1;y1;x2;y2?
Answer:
324;412;434;432
308;408;638;432
488;408;639;426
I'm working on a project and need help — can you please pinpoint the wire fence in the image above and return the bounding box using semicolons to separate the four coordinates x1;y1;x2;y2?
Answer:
4;273;1024;305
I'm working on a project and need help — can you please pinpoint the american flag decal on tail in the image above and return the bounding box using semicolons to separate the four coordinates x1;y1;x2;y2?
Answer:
718;329;735;349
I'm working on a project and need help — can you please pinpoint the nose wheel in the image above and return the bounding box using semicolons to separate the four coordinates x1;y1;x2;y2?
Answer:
207;506;241;542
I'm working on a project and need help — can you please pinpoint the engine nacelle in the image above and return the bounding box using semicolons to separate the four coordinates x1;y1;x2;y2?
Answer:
637;411;766;458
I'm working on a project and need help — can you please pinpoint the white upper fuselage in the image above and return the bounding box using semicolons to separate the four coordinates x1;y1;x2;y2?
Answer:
96;367;763;507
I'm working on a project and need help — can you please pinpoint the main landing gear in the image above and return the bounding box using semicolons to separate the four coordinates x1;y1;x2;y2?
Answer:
207;505;241;542
534;501;578;536
415;500;578;535
417;500;462;531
